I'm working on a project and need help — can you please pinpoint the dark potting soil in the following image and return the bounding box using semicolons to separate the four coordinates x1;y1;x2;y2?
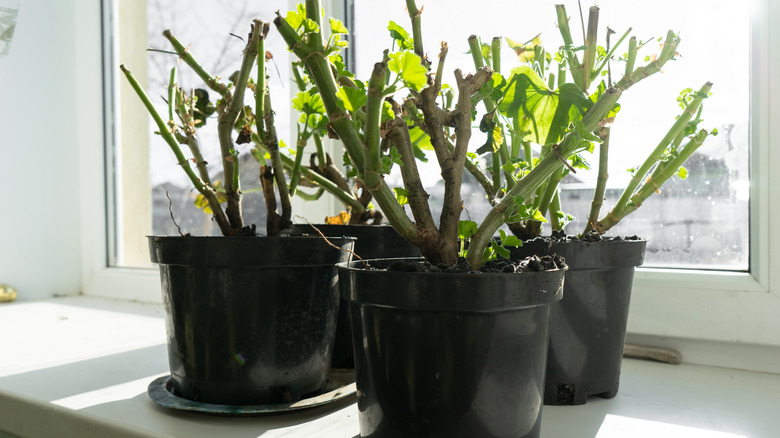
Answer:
529;230;642;243
386;254;567;274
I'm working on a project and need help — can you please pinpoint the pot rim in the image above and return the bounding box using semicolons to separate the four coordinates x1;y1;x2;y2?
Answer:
337;257;565;311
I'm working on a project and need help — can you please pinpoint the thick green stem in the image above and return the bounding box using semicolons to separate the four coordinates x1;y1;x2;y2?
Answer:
491;37;501;74
120;64;233;235
288;144;306;195
313;134;327;171
610;81;712;221
304;0;325;51
468;35;485;69
624;36;638;78
615;30;680;92
296;187;325;201
549;191;564;230
556;4;584;90
467;86;622;267
167;67;176;122
274;12;366;172
405;0;425;60
597;129;710;233
362;62;387;190
275;9;414;237
538;167;567;216
583;6;599;91
584;126;610;233
162;30;229;96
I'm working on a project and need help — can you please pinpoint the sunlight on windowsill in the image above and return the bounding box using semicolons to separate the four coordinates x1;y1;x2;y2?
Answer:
598;414;747;438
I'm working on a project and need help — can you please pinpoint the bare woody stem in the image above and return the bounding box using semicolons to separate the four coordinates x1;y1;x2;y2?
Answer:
263;87;293;233
120;64;233;235
215;21;264;230
387;113;437;233
173;87;211;186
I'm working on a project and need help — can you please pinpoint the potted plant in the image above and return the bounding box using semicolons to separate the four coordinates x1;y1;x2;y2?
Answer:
256;56;424;369
120;19;356;407
461;5;715;405
273;1;581;437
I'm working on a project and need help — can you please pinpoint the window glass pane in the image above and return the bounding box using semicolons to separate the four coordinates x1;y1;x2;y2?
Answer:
351;0;749;270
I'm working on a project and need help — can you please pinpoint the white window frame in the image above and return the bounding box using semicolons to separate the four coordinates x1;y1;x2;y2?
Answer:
80;0;780;347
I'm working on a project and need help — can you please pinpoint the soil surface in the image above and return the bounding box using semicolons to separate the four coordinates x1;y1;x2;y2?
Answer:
527;230;642;244
386;254;567;274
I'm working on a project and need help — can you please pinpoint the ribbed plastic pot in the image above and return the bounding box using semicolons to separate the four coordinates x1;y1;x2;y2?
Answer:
338;258;565;438
510;238;646;405
295;225;422;369
148;235;355;406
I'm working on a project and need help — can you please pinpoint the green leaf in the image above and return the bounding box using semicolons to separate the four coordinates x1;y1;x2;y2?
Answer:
387;52;428;92
677;166;688;179
572;118;602;144
409;126;433;151
285;3;306;30
499;66;591;146
336;86;367;112
491;240;510;259
506;198;548;224
329;17;348;35
291;90;325;115
301;18;319;34
381;147;403;174
388;21;414;51
458;220;478;239
412;144;429;162
498;229;523;247
393;187;409;205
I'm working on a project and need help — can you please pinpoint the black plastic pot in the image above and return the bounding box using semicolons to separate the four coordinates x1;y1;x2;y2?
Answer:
510;238;646;405
295;224;422;369
338;258;564;438
148;235;355;406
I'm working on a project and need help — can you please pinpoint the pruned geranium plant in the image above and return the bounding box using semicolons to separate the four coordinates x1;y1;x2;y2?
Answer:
271;0;596;266
272;0;717;268
120;16;385;237
457;4;717;242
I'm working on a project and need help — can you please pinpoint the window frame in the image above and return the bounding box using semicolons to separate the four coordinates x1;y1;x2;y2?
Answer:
82;0;780;345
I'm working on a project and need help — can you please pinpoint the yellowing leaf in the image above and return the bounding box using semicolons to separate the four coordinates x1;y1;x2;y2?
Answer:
325;211;351;225
492;125;504;148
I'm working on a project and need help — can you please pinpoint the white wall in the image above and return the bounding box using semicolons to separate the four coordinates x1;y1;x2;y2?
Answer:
0;0;102;300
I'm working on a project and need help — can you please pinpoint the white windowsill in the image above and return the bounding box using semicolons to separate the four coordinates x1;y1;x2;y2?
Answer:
1;296;777;438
